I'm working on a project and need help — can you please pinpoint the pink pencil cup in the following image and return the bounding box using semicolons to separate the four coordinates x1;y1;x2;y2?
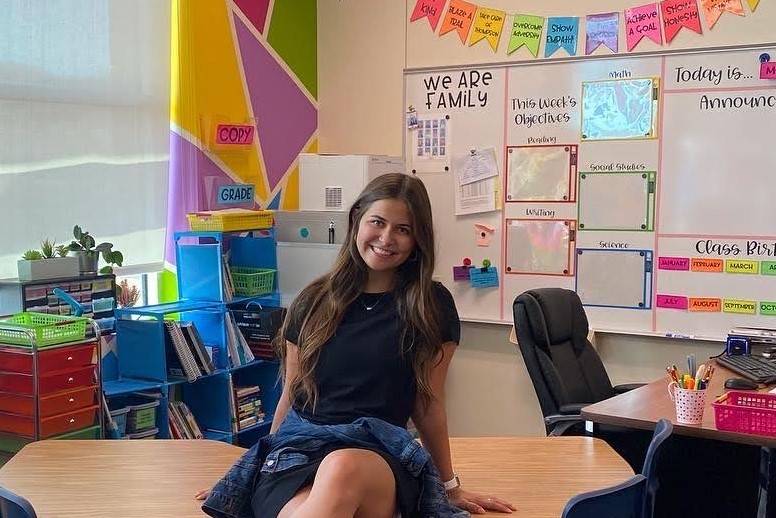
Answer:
668;381;707;424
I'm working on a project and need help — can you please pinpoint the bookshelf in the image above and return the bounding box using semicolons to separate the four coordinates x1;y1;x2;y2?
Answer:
105;226;282;446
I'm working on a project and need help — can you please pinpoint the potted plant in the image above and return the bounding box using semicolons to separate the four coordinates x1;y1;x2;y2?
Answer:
68;226;124;274
17;239;80;281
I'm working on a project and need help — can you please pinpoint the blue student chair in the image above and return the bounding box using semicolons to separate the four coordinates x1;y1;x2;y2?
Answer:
561;419;673;518
0;485;37;518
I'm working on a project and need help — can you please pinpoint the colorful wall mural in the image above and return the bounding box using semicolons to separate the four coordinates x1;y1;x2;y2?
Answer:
165;0;317;270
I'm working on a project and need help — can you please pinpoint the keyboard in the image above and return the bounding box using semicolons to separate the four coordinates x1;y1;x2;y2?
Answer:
717;354;776;383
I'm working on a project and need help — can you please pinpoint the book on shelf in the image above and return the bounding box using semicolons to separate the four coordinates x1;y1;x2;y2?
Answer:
224;312;256;368
222;252;234;302
163;320;217;381
168;400;204;439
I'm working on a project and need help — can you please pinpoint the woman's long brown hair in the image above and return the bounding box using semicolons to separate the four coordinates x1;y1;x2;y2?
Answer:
275;173;444;414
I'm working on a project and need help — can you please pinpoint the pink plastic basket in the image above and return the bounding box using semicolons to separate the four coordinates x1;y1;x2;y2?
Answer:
712;390;776;437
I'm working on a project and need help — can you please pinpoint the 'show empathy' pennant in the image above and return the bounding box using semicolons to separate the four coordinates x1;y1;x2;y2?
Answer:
545;16;579;57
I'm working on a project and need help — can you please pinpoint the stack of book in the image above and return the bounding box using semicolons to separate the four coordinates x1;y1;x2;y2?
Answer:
233;385;265;431
168;400;203;439
164;320;215;381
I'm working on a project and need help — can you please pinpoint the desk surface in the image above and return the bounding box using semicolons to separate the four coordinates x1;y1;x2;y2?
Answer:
582;363;776;448
0;437;633;518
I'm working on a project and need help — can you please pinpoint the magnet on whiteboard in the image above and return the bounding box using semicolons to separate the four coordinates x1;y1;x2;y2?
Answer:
760;53;771;63
463;258;472;266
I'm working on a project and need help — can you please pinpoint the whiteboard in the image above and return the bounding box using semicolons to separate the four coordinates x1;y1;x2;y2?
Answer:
405;45;776;339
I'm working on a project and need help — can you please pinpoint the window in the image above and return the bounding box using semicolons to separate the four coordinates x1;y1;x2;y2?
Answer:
0;0;171;277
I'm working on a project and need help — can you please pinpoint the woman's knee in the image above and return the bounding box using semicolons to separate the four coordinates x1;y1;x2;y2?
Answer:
317;449;386;481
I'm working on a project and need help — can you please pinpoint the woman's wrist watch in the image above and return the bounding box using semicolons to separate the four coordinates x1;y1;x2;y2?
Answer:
442;474;461;492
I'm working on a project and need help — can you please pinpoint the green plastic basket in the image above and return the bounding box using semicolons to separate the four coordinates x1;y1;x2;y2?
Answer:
0;312;88;347
230;267;276;296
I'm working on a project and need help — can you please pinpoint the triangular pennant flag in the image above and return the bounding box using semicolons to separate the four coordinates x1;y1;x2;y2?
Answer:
661;0;703;43
440;0;477;43
410;0;446;31
747;0;760;11
586;12;619;54
545;17;579;57
700;0;745;28
625;3;662;51
468;7;506;51
508;14;545;56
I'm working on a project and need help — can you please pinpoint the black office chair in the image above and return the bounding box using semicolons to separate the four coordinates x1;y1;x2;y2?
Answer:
513;288;649;469
561;419;673;518
0;485;37;518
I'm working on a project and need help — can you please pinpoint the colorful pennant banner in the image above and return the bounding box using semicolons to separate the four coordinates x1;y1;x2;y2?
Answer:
545;16;579;57
410;0;447;31
625;3;662;51
661;0;703;43
440;0;477;42
700;0;745;28
412;0;761;56
508;14;545;56
586;12;619;54
468;7;506;51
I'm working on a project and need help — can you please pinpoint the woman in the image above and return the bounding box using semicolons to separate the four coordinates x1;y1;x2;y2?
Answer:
200;173;514;517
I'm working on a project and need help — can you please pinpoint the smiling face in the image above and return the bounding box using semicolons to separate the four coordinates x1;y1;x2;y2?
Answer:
355;198;416;277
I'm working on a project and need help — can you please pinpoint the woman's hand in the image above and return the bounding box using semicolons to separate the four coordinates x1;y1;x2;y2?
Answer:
447;487;516;514
194;488;211;501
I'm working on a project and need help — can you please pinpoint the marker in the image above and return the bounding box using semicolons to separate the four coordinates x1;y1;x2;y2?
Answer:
665;332;696;339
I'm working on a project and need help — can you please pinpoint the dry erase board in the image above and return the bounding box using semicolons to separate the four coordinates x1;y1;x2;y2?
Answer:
405;45;776;339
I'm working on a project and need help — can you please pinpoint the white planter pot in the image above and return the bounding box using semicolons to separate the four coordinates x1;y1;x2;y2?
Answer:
17;257;80;281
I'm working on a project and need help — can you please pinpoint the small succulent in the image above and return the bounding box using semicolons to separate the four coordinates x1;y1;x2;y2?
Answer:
55;244;69;258
40;238;56;259
21;250;43;261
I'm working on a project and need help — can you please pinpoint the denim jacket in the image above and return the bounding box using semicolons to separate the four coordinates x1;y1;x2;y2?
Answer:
202;410;469;518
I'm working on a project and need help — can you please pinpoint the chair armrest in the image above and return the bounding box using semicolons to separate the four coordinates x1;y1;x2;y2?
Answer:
545;414;584;436
558;403;588;415
613;383;646;394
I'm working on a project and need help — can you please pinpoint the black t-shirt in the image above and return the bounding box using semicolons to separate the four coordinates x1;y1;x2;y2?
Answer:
285;282;460;428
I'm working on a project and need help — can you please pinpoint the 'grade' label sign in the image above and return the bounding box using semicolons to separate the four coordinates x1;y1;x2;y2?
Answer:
217;184;255;205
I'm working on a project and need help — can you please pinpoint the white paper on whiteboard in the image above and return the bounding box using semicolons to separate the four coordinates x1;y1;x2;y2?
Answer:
507;146;572;201
576;249;648;308
454;176;497;215
506;220;571;275
578;173;651;230
455;147;499;186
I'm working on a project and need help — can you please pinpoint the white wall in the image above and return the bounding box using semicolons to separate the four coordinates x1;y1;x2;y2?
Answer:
318;0;775;436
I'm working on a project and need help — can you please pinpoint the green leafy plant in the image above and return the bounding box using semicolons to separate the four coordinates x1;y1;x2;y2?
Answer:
21;249;43;261
68;225;124;274
55;244;69;258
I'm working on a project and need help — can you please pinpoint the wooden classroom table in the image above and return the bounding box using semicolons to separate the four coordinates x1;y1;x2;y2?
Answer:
581;362;776;448
0;437;633;517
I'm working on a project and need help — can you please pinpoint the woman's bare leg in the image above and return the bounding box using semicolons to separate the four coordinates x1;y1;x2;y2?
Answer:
288;449;396;518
